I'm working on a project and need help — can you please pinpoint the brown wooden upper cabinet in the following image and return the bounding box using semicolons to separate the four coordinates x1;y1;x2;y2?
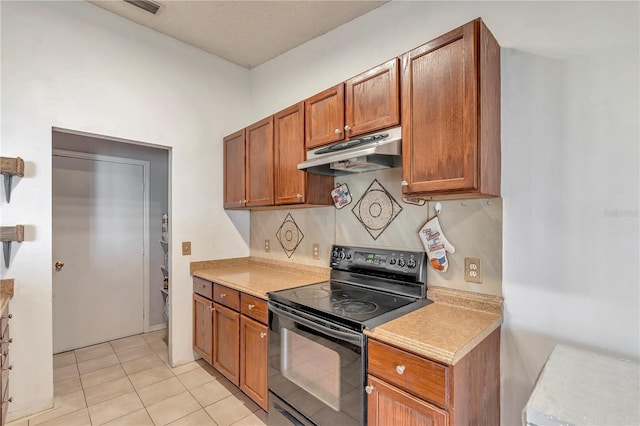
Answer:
305;84;345;149
275;102;333;206
223;129;246;209
401;18;500;199
224;117;275;209
305;58;400;150
245;116;275;207
345;58;400;138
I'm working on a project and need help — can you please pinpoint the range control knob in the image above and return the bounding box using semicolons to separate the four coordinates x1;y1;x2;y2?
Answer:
346;253;352;259
389;258;396;265
332;249;338;258
407;258;416;269
398;258;406;267
339;251;346;260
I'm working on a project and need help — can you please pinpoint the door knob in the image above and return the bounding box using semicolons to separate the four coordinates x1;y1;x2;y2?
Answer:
55;261;64;271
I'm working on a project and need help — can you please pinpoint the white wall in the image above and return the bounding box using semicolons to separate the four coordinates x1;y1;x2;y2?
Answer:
249;2;639;425
1;1;251;419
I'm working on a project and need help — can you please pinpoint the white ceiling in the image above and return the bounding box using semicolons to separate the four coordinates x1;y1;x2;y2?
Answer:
87;0;388;69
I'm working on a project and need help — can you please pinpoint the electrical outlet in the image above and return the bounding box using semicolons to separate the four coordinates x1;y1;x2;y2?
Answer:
265;239;270;252
312;243;320;259
465;258;482;283
182;241;191;256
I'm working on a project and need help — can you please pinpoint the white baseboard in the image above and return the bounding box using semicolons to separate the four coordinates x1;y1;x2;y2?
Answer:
146;323;167;333
6;397;54;423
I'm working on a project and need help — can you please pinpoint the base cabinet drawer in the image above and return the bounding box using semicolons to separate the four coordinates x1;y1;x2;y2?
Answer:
368;339;449;408
367;375;448;426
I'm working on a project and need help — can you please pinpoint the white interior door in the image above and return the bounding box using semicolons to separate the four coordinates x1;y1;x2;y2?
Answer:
53;153;145;353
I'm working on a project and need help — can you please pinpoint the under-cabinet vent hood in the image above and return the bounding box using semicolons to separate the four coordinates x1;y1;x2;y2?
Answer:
298;127;402;176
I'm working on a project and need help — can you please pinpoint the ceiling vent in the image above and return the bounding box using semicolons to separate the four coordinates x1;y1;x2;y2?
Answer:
123;0;161;15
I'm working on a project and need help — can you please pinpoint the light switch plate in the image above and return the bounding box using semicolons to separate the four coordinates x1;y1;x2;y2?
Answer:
265;239;270;252
182;241;191;256
465;257;482;283
312;243;320;259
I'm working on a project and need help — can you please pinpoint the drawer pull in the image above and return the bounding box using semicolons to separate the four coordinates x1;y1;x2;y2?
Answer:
210;306;215;312
259;333;267;339
395;365;405;375
198;284;207;289
2;397;12;403
248;304;255;310
1;338;12;344
220;293;227;298
1;314;12;320
365;385;374;394
2;365;12;371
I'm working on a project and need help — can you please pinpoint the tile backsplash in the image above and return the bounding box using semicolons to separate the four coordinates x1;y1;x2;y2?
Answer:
250;168;502;297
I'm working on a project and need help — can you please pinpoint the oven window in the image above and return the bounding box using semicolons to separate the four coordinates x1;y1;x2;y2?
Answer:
281;328;341;411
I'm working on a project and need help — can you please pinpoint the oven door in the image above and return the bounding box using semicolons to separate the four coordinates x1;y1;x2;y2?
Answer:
268;301;364;426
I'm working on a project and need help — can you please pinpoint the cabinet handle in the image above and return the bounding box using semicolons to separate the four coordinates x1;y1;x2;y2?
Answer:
220;293;226;298
395;365;405;375
209;306;215;312
365;385;374;394
1;338;12;344
2;365;12;371
1;314;12;320
198;284;207;289
2;397;12;403
259;333;267;338
296;194;303;200
344;125;351;132
401;181;408;187
334;129;341;135
248;304;255;310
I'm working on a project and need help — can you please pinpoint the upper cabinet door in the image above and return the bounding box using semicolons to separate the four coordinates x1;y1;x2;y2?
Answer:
246;116;275;207
345;58;400;138
401;19;500;198
223;129;246;209
305;84;345;149
274;102;306;205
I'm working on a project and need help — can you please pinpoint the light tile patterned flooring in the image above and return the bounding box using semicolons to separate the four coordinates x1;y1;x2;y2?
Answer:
7;330;267;426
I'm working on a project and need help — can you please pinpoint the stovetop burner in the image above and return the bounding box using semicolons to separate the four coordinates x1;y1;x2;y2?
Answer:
292;287;330;300
332;299;378;314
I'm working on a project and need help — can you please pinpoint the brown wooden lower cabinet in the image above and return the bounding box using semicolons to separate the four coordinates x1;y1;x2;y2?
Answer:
240;316;268;411
367;375;448;426
213;303;240;386
367;327;500;425
0;301;11;426
192;294;213;364
193;278;269;412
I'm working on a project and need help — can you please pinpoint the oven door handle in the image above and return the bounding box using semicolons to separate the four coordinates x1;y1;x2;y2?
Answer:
269;303;363;346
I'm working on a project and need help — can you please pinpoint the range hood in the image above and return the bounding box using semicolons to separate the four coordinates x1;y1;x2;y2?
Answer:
298;127;402;176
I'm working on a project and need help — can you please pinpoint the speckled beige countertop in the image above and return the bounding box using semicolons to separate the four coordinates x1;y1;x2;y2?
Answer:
191;257;330;299
0;279;15;313
365;286;503;365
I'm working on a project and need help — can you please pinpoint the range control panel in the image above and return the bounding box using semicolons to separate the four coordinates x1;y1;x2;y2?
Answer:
330;245;426;276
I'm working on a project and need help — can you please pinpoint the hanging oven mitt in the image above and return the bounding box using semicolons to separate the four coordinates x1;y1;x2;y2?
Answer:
419;215;456;272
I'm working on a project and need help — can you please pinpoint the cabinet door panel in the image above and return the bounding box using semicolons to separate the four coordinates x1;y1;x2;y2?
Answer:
193;294;213;365
240;316;268;411
368;375;448;426
345;58;399;137
305;84;345;149
223;130;246;209
401;21;477;194
246;116;274;207
275;102;306;205
213;303;240;385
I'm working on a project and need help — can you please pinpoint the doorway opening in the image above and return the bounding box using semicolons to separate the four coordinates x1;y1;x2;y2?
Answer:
52;129;170;355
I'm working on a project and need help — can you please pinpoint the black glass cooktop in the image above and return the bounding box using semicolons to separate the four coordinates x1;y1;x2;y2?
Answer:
269;280;418;326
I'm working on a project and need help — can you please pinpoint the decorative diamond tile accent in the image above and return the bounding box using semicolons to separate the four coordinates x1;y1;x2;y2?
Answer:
276;213;304;258
351;179;403;240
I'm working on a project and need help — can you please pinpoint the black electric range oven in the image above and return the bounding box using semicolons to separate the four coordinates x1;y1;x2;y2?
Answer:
267;245;431;426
